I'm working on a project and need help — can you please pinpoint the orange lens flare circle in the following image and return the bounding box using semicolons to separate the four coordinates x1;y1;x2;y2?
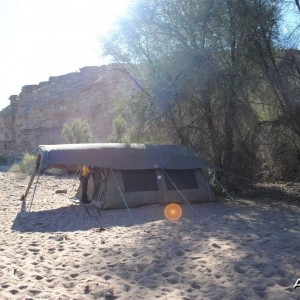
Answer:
164;203;183;221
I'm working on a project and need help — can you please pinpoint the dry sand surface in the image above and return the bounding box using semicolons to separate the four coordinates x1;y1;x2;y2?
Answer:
1;168;300;299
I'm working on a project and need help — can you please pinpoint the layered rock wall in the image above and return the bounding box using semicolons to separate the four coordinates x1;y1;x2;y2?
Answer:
0;65;132;157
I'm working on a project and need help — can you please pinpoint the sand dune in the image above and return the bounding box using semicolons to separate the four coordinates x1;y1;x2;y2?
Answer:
1;170;300;299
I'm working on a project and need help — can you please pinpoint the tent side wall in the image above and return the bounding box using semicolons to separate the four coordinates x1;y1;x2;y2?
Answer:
162;169;212;204
88;169;214;209
100;170;166;209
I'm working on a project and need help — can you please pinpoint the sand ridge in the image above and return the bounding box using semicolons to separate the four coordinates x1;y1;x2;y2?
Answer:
1;170;300;299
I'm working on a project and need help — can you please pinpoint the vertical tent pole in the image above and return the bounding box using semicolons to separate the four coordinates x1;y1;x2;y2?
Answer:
109;168;133;219
161;169;196;214
96;169;109;205
95;178;103;204
161;173;168;205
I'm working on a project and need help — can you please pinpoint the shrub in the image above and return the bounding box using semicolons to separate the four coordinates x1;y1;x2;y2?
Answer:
61;119;92;143
10;153;36;174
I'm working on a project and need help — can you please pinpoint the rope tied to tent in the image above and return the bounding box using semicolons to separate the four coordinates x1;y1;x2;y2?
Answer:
109;168;134;220
161;169;196;214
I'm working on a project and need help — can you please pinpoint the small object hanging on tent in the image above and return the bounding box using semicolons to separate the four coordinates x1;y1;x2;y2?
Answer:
164;203;183;221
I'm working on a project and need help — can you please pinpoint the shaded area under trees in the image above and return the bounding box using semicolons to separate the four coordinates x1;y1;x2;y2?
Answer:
104;0;300;183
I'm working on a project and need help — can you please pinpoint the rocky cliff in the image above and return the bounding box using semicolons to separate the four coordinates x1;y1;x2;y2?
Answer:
0;65;132;157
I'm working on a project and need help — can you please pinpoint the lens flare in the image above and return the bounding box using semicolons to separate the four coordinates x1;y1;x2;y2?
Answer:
164;203;183;221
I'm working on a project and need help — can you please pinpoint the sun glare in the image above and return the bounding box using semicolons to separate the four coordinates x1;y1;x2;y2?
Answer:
164;203;183;221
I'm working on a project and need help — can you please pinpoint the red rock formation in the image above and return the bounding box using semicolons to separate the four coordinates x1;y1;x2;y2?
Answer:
0;65;133;157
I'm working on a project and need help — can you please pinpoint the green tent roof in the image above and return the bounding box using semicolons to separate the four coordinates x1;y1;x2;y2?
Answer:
38;143;216;170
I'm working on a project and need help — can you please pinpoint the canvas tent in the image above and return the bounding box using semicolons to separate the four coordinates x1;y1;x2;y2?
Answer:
22;143;216;210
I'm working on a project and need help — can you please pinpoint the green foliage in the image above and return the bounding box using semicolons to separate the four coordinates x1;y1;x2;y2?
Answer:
61;119;92;143
103;0;300;181
109;115;128;142
10;153;36;174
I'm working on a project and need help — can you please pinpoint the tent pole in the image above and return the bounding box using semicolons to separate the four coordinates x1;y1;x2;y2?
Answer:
109;168;133;219
161;169;196;213
97;169;109;204
21;154;41;201
67;168;81;200
213;175;235;203
161;174;168;205
95;170;106;206
27;173;40;213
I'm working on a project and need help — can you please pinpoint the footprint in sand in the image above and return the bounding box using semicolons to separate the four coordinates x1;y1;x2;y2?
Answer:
136;264;147;272
166;277;179;284
252;285;266;298
28;290;42;296
175;266;185;272
29;248;40;254
73;264;80;268
10;289;19;295
19;285;28;290
153;267;163;274
162;271;179;284
190;281;201;289
276;278;290;287
262;265;276;278
104;275;112;281
2;284;9;289
212;243;221;249
233;264;247;274
175;249;185;257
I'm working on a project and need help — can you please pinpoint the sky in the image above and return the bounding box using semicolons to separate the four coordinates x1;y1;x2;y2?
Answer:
0;0;133;110
0;1;298;111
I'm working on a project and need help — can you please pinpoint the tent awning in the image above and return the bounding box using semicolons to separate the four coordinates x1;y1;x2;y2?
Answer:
38;143;216;171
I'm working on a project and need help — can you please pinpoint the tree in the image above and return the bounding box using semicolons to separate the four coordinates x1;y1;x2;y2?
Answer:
103;0;300;180
61;119;92;143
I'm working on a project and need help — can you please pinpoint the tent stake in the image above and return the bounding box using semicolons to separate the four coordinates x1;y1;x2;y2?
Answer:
110;168;133;219
161;169;196;214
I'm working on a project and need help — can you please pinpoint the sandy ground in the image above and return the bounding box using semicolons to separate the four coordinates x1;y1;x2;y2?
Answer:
1;169;300;299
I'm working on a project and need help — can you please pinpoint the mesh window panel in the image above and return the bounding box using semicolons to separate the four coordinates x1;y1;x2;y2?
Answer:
165;169;198;190
122;169;159;192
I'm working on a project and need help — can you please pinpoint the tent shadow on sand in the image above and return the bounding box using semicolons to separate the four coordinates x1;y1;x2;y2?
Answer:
11;203;172;233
